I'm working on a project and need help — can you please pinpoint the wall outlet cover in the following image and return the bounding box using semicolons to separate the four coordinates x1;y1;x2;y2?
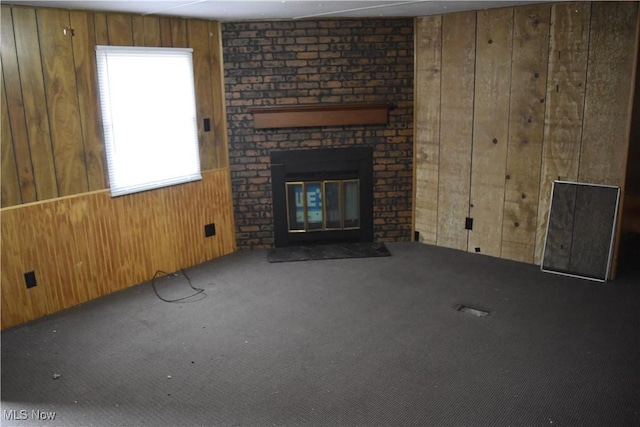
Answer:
24;271;37;289
204;223;216;237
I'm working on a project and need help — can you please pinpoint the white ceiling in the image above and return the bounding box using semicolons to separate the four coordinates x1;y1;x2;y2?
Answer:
6;0;553;21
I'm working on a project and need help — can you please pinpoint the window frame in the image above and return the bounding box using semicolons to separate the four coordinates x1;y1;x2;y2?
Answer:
95;45;202;197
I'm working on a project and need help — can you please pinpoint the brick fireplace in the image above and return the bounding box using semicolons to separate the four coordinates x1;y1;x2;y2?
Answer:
222;18;414;249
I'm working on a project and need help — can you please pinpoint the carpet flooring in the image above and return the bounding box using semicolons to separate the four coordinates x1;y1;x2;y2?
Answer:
1;242;639;426
267;242;391;263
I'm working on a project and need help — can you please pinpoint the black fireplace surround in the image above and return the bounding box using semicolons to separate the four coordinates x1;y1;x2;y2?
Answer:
270;147;374;247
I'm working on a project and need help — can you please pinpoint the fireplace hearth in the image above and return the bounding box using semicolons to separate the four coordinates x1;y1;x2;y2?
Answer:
270;147;373;247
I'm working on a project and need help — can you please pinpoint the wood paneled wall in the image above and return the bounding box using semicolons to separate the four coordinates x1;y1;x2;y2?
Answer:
1;5;234;329
1;169;236;330
622;34;640;235
414;2;638;267
1;5;229;208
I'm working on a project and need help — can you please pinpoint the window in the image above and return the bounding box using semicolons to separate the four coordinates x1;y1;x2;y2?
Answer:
95;46;201;197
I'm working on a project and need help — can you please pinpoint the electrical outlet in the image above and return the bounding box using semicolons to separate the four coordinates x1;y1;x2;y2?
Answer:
24;271;37;289
465;217;474;230
204;223;216;237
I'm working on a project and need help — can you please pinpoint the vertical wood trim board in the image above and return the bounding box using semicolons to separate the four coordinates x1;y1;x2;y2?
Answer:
1;169;237;330
579;2;638;186
468;8;514;257
534;2;591;264
437;11;476;251
188;19;217;171
209;21;229;169
1;57;23;206
617;6;640;265
501;4;551;263
414;16;442;245
580;2;639;276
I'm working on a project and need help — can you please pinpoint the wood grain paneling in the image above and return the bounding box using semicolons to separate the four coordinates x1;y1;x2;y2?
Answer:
171;18;188;48
37;8;89;197
132;15;145;46
143;16;162;47
106;13;133;46
1;168;236;330
71;10;107;191
534;2;591;264
1;5;234;329
188;19;217;170
579;2;638;185
437;11;476;251
13;7;60;201
501;4;551;263
469;8;514;257
1;5;229;207
581;2;639;277
94;12;108;45
414;16;442;245
209;21;228;168
2;6;38;203
1;60;22;206
160;18;173;47
413;2;637;275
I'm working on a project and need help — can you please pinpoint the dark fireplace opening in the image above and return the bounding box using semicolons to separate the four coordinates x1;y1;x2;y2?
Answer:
271;147;373;247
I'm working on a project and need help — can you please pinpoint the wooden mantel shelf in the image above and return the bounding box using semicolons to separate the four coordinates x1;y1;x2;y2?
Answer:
248;103;391;129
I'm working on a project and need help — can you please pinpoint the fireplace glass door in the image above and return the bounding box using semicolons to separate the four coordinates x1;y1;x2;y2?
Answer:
286;180;360;233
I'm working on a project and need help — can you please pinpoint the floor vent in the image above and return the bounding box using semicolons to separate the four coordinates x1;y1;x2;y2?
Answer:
456;304;490;317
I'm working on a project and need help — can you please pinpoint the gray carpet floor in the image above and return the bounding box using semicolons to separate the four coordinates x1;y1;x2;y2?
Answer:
1;242;639;426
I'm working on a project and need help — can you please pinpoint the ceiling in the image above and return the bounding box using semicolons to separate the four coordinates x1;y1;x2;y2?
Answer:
7;0;552;21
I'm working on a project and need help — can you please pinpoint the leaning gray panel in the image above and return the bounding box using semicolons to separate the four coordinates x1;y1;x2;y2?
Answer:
542;181;620;282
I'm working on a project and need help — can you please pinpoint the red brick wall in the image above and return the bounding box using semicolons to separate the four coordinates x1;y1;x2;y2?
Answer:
222;19;414;249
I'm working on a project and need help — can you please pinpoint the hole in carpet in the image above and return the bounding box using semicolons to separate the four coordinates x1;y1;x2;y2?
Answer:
456;304;491;317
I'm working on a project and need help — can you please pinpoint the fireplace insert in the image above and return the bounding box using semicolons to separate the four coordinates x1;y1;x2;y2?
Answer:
270;147;373;247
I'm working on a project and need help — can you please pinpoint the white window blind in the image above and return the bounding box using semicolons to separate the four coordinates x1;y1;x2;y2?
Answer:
95;46;201;197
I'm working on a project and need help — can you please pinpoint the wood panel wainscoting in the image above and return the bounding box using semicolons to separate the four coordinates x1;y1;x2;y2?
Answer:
1;169;236;330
